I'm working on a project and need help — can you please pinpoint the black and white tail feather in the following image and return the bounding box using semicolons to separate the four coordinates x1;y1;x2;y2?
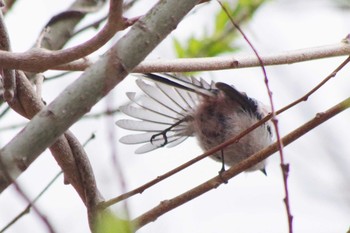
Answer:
116;73;272;172
116;73;214;153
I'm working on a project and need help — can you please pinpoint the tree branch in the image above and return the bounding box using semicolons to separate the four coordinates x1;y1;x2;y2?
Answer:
133;96;350;230
51;40;350;72
1;0;113;205
0;7;14;102
136;40;350;72
218;2;292;231
65;132;103;230
40;0;106;51
0;0;200;193
6;71;91;202
0;0;128;73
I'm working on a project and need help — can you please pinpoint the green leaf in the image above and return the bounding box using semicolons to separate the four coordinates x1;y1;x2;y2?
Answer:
215;5;229;34
173;37;186;58
95;212;133;233
187;36;204;56
173;0;268;58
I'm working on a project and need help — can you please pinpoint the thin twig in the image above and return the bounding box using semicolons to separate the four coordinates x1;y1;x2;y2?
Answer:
218;1;292;231
133;96;350;229
69;0;148;38
0;157;56;233
277;56;350;114
72;15;108;36
83;132;96;147
0;108;120;132
0;105;10;118
0;172;62;233
98;113;272;209
44;71;73;81
104;94;130;219
84;107;120;119
0;132;96;233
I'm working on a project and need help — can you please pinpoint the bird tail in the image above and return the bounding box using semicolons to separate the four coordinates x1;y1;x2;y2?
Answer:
116;73;214;154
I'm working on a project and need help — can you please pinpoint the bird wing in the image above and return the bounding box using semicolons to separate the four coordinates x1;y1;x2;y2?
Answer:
215;82;262;119
215;82;272;136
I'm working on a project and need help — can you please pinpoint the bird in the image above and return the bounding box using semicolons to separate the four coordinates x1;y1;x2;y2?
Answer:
116;73;273;174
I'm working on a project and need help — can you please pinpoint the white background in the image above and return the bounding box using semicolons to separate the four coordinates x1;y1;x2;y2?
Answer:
0;0;349;233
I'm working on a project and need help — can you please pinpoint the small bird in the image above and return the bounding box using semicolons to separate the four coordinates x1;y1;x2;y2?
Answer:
116;73;272;173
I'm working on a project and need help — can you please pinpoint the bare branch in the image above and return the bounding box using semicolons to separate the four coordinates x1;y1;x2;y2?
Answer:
136;41;350;72
40;0;106;51
0;172;62;233
0;8;15;102
0;133;95;232
65;132;104;231
52;41;350;72
61;0;142;40
0;154;55;233
217;1;292;230
0;0;128;72
133;96;350;230
0;0;200;193
7;71;90;201
277;56;350;114
1;0;118;206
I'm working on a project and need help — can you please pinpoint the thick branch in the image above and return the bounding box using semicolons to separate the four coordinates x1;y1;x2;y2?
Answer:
0;0;200;192
5;71;90;202
1;0;112;203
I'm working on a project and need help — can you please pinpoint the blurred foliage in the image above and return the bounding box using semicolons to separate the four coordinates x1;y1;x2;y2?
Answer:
335;0;350;8
173;0;268;58
94;212;133;233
